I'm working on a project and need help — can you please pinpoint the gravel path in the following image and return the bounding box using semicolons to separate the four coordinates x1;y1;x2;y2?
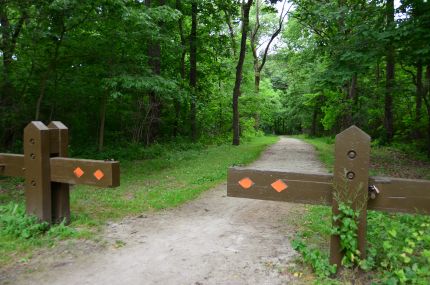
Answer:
3;137;327;285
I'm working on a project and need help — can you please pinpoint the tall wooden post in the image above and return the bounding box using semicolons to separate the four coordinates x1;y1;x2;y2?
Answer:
48;121;70;224
330;126;371;267
24;122;52;222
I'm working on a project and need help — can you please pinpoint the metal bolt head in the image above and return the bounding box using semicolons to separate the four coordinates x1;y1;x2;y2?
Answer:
31;180;36;187
346;171;355;180
29;138;35;145
30;153;36;160
347;150;357;159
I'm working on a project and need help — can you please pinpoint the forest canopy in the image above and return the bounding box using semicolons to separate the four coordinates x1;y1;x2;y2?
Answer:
0;0;429;157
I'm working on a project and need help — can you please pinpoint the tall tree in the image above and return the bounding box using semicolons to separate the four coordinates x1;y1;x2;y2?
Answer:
250;0;289;92
384;0;395;142
146;0;166;145
232;0;254;146
189;0;198;141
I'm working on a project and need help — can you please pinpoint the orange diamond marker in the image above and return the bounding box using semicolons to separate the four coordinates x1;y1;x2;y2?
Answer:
73;167;84;178
94;169;104;180
238;177;254;189
271;179;288;193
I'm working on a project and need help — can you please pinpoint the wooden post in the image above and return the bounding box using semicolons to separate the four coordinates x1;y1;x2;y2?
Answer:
330;126;371;268
48;121;70;224
24;122;52;223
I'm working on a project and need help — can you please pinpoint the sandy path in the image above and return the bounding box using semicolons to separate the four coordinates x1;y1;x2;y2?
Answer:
3;137;327;285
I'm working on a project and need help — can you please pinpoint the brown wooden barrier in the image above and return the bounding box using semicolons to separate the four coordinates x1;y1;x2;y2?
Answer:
0;121;120;224
227;126;430;271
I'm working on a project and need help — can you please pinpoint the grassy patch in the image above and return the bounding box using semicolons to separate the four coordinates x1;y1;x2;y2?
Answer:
0;135;278;267
291;136;430;284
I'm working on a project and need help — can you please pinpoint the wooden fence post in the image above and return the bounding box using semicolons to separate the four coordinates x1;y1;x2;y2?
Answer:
48;121;70;224
329;126;371;268
24;122;52;223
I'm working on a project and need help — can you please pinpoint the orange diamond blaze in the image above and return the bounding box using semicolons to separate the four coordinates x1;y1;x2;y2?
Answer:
271;179;288;193
94;169;104;180
238;177;254;189
73;167;84;178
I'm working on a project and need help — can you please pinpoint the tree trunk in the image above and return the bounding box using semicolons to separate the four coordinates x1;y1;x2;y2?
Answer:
224;10;236;56
98;92;108;152
173;0;186;138
189;0;197;142
145;0;165;145
35;73;49;120
424;65;430;158
311;105;318;136
250;0;288;93
415;60;423;138
376;59;380;85
232;0;253;146
384;0;395;143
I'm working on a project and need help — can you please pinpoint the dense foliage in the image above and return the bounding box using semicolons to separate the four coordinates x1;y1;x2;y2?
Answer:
266;0;430;157
0;0;284;152
1;0;428;156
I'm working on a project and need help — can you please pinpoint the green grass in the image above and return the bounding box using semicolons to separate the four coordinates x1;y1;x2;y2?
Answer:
0;135;278;267
291;136;430;284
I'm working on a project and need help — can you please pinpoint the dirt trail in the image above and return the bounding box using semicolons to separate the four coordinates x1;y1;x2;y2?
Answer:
3;137;327;285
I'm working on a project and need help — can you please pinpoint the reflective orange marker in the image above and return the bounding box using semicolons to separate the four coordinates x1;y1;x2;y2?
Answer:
93;169;104;180
238;177;254;189
271;179;288;192
73;167;84;178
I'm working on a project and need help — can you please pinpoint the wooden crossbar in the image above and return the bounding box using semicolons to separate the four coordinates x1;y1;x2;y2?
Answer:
0;154;119;188
228;168;430;215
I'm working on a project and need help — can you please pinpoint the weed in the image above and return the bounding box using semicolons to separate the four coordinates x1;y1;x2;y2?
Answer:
291;136;430;284
0;136;278;267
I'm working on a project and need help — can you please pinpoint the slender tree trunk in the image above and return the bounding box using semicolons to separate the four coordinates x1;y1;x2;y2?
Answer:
415;60;423;138
250;0;288;93
232;0;253;146
424;65;430;158
189;0;197;142
376;59;380;85
224;10;236;56
35;73;49;120
98;92;108;152
311;105;318;136
348;73;358;126
384;0;395;142
173;0;186;138
145;0;165;145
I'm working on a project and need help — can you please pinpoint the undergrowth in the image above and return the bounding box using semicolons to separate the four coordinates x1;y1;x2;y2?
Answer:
0;135;278;267
290;135;430;284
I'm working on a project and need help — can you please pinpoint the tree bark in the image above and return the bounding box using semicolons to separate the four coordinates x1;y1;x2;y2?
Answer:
384;0;395;142
189;0;198;142
232;0;253;146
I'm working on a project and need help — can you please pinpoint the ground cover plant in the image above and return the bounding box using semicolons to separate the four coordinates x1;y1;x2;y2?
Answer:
0;135;277;267
291;136;430;284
